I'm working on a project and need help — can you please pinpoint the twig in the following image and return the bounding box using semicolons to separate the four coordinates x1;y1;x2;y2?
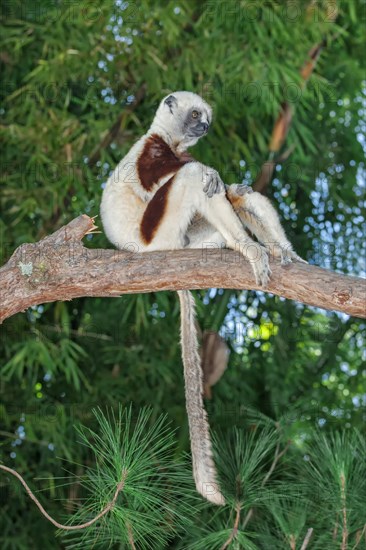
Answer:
220;502;241;550
351;525;366;550
127;521;136;550
242;440;291;529
340;473;348;550
0;464;127;530
262;440;290;487
300;528;314;550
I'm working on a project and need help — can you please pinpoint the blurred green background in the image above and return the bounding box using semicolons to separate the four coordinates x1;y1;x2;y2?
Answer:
1;1;365;548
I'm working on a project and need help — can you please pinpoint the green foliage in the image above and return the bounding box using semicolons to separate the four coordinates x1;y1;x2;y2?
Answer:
1;0;365;547
61;407;195;549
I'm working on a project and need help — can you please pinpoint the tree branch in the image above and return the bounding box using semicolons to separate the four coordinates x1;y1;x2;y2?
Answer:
0;215;365;324
220;502;241;550
0;464;127;530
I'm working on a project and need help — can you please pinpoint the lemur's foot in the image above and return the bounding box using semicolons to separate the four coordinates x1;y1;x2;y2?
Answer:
232;183;253;196
242;242;271;286
255;253;271;287
265;243;307;266
291;252;308;264
280;248;308;266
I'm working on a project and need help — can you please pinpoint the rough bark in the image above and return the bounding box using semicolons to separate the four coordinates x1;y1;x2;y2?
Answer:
0;215;365;323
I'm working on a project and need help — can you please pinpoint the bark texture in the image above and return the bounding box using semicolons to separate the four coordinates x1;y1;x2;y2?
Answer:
0;214;365;323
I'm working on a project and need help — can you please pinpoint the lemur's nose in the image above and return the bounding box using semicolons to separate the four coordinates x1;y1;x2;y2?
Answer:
201;122;209;132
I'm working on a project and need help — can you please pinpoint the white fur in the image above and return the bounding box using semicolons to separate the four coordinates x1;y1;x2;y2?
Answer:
101;92;214;251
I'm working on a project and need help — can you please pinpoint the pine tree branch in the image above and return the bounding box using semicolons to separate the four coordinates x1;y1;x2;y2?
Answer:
220;502;241;550
300;528;314;550
0;215;365;324
0;464;127;530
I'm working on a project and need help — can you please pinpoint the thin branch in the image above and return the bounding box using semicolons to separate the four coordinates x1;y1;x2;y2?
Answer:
352;525;366;550
220;502;241;550
0;464;127;531
0;216;365;324
127;521;137;550
300;528;314;550
262;440;290;487
242;441;291;529
341;473;348;550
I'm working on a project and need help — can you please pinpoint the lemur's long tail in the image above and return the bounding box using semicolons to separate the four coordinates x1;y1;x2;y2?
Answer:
177;289;225;505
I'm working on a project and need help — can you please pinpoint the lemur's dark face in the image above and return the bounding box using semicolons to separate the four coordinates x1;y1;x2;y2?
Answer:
184;106;211;138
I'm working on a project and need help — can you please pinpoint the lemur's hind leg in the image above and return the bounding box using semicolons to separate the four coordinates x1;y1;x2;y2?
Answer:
226;184;307;265
185;213;225;249
143;165;271;287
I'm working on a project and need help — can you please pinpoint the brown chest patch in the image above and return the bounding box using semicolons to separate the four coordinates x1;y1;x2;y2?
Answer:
137;134;193;191
140;176;175;244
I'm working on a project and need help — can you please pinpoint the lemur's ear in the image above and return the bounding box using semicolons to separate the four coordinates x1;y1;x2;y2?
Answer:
164;95;178;114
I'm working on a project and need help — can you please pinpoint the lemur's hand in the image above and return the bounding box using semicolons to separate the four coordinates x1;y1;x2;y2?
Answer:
203;169;225;198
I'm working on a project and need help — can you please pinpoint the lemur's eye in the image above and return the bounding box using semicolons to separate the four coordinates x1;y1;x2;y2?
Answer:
192;110;199;119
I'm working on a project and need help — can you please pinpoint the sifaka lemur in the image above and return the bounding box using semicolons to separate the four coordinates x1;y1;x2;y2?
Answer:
101;91;305;505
